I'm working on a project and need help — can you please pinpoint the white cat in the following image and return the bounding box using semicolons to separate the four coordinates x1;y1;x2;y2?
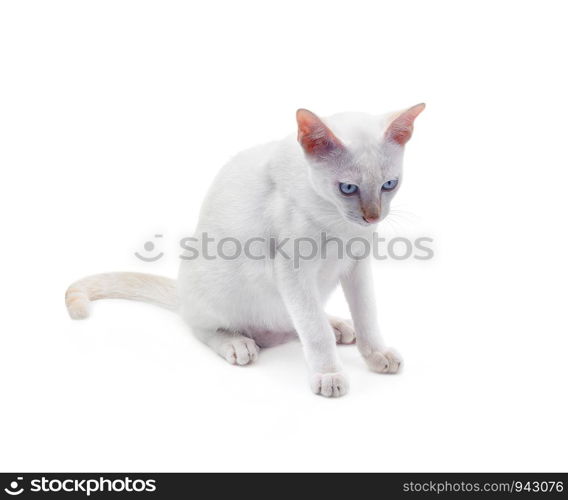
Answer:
66;104;425;397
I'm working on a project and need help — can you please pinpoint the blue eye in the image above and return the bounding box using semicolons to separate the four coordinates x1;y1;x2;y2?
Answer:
382;179;399;191
339;183;358;195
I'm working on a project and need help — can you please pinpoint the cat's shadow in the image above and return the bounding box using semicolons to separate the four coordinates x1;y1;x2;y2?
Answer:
257;339;365;379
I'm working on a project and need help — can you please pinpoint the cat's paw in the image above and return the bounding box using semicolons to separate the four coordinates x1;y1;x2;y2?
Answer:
310;372;349;398
328;316;356;344
220;337;260;366
364;348;403;374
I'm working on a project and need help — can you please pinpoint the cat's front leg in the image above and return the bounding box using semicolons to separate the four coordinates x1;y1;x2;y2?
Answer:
276;262;348;397
340;258;402;374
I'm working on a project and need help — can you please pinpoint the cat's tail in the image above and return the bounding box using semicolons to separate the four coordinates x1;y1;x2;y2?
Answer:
65;272;179;319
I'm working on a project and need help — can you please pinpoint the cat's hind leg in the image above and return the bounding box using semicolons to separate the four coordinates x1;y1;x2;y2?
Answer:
328;315;356;345
192;327;260;366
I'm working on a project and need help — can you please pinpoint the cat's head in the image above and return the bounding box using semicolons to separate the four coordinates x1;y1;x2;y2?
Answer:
296;104;425;227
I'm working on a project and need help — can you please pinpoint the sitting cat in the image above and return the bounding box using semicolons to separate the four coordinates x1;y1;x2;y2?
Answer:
66;104;425;397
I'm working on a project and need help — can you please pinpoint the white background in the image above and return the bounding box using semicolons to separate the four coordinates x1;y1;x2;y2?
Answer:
1;0;567;472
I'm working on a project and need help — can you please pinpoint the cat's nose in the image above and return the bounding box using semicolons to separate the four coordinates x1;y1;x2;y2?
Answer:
362;206;380;224
362;215;380;224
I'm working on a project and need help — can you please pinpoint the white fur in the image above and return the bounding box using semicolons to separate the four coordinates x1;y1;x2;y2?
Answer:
67;106;425;397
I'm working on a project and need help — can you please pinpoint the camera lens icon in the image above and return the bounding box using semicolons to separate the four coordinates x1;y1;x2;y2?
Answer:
135;234;164;262
4;477;24;496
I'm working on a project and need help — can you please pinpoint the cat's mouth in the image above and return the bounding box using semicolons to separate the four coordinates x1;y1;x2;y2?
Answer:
361;216;380;225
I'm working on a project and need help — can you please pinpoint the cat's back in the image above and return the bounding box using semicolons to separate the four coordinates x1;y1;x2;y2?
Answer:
195;137;302;233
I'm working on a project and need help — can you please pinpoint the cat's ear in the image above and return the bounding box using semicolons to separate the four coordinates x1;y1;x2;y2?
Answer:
296;109;344;158
385;103;426;146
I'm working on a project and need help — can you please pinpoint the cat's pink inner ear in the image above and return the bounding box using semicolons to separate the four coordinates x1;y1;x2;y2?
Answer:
296;109;344;157
385;103;426;146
